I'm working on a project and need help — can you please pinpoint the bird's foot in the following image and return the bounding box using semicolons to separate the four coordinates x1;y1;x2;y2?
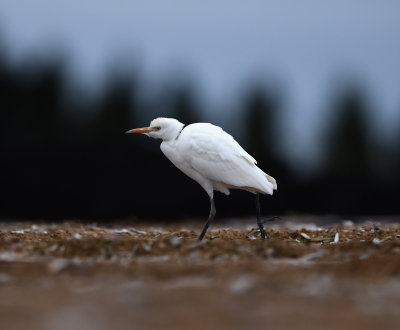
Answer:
260;230;270;240
257;224;270;240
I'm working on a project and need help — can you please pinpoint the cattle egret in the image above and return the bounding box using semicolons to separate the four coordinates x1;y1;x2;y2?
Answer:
126;117;277;240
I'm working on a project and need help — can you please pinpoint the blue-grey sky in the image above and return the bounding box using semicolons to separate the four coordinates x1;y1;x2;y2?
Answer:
1;0;400;167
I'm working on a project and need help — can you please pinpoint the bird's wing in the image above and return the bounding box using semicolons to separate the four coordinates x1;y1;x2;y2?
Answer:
179;124;274;194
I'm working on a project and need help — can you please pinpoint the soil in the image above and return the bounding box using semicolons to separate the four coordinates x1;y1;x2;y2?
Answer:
1;218;400;330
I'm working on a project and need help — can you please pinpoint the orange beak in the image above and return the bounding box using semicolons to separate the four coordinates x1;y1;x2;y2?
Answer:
125;127;156;134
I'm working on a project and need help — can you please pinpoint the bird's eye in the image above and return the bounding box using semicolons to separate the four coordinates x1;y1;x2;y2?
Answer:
155;126;161;131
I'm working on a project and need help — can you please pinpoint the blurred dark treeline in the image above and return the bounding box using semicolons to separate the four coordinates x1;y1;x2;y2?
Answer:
1;45;399;221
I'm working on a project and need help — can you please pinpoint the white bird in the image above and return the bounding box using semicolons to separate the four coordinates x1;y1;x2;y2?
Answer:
126;117;277;240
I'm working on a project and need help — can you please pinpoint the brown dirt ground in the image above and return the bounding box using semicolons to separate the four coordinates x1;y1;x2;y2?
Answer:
0;219;400;330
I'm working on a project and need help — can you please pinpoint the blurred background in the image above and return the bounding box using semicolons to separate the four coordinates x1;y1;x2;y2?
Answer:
0;0;399;221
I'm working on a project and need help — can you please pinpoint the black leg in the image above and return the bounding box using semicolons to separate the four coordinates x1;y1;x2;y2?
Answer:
256;193;270;240
198;197;216;241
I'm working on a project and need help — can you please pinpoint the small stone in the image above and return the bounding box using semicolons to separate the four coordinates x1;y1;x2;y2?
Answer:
73;233;82;240
300;233;311;240
334;232;339;243
48;244;58;252
11;230;25;234
48;259;69;273
228;276;255;294
142;244;152;252
169;237;182;247
311;236;331;243
372;237;381;245
114;229;130;234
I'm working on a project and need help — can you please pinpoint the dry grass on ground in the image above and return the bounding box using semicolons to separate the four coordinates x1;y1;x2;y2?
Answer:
1;219;400;330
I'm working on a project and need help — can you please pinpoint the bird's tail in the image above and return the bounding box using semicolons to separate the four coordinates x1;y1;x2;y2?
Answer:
254;167;277;195
266;174;277;190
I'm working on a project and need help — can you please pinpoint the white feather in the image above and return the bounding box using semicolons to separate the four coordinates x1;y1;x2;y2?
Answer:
156;120;277;198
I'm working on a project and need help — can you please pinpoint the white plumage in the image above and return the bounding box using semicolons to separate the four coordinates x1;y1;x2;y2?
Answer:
126;117;277;240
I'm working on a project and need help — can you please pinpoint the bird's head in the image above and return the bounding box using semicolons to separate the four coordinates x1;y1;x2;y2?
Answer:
126;117;184;141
